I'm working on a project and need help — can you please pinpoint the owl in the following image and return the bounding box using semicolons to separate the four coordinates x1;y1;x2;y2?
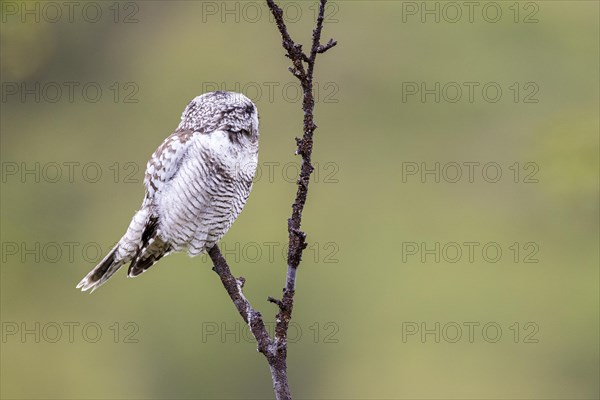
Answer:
77;91;259;292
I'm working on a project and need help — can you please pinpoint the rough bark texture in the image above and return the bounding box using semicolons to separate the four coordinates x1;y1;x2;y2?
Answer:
208;1;336;399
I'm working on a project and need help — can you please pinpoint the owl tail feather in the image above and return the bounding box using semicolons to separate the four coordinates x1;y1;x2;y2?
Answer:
77;208;150;293
76;245;125;293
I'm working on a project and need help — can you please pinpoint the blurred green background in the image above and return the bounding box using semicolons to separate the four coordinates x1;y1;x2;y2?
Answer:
1;1;598;399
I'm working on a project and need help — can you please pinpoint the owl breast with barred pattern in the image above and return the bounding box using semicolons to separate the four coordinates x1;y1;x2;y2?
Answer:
77;91;259;292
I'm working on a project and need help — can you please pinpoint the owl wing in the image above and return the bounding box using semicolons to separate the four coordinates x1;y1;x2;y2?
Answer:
143;129;198;201
129;129;200;277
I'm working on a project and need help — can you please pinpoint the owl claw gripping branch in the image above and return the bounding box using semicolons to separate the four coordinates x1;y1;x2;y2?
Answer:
77;91;259;292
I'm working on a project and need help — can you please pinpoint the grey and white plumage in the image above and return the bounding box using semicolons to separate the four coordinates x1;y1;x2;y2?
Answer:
77;91;259;292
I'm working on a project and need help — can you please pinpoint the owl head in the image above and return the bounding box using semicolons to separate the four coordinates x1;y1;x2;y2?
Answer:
178;91;259;143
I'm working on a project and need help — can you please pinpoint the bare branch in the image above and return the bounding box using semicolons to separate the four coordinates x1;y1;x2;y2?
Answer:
268;0;337;373
208;1;336;398
208;245;271;355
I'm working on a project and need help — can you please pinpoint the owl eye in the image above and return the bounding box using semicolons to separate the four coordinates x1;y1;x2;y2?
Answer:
240;129;251;136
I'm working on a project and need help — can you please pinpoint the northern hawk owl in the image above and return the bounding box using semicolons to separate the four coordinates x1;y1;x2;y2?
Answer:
77;91;259;292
